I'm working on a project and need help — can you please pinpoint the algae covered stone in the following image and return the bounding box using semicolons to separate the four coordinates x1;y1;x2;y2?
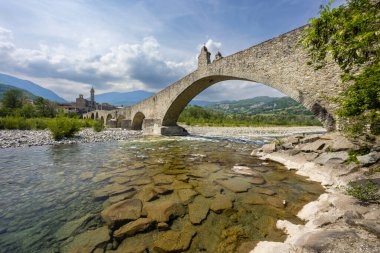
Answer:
101;199;142;225
144;200;186;223
153;230;196;252
113;218;154;238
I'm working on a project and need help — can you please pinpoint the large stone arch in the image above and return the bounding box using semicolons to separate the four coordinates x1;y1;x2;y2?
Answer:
161;75;335;130
131;112;146;130
87;25;344;135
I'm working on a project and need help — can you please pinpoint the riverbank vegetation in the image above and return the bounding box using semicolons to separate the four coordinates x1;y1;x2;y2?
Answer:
300;0;380;136
0;89;102;140
178;105;322;127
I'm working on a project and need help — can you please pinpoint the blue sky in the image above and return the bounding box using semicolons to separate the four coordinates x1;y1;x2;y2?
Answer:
0;0;344;101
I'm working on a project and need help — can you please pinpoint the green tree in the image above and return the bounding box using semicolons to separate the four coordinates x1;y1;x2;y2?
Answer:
300;0;380;135
2;89;24;110
34;97;57;118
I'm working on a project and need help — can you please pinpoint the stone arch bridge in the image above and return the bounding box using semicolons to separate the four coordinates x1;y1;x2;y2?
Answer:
84;26;343;135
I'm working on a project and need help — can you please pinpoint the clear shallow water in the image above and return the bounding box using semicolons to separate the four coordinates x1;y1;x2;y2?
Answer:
0;136;324;253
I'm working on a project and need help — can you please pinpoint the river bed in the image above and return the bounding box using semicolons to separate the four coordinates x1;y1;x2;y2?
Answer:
0;136;324;252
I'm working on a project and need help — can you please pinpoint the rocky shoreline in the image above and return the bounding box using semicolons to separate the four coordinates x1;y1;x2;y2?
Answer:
250;132;380;253
0;128;142;149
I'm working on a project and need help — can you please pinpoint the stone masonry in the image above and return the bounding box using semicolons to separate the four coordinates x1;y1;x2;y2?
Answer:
84;25;344;135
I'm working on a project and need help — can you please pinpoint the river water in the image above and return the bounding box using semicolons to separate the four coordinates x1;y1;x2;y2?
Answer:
0;136;324;253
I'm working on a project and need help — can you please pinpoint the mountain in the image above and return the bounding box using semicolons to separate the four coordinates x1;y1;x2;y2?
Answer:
93;91;155;106
0;73;66;103
0;83;37;100
94;90;215;106
205;96;313;115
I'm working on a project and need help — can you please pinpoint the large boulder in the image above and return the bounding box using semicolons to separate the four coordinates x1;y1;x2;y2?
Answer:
314;151;349;165
299;140;327;152
144;200;186;223
101;199;142;225
153;229;196;252
113;218;154;238
357;152;380;166
261;143;276;153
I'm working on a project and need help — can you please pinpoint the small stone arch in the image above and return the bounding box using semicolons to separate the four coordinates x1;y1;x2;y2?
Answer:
95;112;99;119
106;114;113;127
91;113;95;119
131;112;145;130
100;116;104;125
117;115;125;128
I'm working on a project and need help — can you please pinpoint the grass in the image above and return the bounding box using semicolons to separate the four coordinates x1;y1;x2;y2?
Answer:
346;180;379;203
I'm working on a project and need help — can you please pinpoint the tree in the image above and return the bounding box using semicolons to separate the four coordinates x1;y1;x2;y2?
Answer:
300;0;380;135
1;89;24;110
34;97;57;118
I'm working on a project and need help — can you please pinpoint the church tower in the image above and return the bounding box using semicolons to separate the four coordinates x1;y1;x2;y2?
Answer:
198;45;211;69
90;87;95;110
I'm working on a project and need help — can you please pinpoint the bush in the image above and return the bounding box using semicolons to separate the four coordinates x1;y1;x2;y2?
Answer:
92;120;105;132
47;117;81;140
346;180;379;203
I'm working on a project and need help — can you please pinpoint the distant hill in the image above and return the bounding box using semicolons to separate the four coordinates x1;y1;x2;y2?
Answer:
0;83;37;100
205;96;313;115
0;73;66;102
94;90;215;106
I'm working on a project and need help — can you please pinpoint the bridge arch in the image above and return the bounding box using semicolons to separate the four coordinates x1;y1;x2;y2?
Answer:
91;113;95;119
161;75;335;130
132;112;146;130
100;116;104;125
95;112;99;119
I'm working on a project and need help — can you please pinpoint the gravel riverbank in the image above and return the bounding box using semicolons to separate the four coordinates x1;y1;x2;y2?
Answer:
0;126;325;149
0;128;142;149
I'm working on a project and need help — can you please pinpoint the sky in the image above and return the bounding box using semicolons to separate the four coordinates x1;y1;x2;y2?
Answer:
0;0;344;102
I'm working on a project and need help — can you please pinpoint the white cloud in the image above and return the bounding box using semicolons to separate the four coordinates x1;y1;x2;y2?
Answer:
205;39;222;55
0;26;195;100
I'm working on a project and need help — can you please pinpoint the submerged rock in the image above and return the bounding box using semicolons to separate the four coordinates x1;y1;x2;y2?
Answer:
177;188;198;204
195;183;217;198
216;178;251;193
232;166;261;177
188;196;211;224
55;214;94;241
94;184;135;200
210;194;233;213
153;229;196;252
153;174;174;185
113;218;154;238
79;172;94;181
144;200;186;223
101;199;142;225
61;226;110;253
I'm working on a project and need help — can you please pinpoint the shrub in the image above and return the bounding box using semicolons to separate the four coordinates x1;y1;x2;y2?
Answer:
346;147;370;164
346;180;379;203
47;117;81;140
92;120;105;132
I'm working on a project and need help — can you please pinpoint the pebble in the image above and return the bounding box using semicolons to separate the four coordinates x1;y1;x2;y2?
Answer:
0;128;142;149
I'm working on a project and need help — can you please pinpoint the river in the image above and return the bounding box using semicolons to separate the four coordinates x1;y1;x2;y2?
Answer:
0;135;324;253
